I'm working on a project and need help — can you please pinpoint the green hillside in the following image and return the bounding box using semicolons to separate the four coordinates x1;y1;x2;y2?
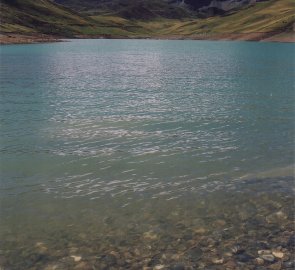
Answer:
0;0;112;36
0;0;294;41
89;0;294;39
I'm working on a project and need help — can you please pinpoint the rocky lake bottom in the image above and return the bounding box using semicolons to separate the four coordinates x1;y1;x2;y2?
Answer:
0;176;294;270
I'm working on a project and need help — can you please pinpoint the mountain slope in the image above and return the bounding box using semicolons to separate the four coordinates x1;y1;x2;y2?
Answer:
0;0;111;36
0;0;294;43
55;0;193;19
89;0;294;39
54;0;272;16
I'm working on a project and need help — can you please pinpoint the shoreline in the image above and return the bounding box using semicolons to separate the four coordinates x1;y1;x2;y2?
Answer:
0;31;294;45
0;33;63;45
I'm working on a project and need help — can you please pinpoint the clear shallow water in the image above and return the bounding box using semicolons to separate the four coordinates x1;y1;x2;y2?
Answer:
0;40;294;269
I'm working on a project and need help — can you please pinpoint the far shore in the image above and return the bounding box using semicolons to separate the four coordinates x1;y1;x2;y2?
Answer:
0;34;62;45
1;31;294;45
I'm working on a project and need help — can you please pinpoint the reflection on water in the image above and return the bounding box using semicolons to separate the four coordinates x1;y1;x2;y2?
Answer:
0;40;294;269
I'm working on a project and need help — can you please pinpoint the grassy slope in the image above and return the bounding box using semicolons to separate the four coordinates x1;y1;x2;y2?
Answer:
96;0;295;37
164;0;295;37
0;0;294;40
0;0;130;36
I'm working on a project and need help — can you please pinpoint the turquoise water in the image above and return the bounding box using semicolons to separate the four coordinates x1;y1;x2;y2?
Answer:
0;40;294;269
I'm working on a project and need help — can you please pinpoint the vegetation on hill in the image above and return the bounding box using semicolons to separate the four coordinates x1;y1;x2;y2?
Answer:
0;0;106;36
55;0;192;19
0;0;294;42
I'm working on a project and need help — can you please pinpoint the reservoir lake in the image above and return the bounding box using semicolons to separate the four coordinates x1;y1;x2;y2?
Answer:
0;40;294;269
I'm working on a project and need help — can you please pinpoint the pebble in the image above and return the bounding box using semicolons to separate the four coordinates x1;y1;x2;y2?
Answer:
215;219;226;226
143;231;158;241
275;211;287;219
269;261;282;270
261;254;275;262
194;227;206;234
272;251;284;259
255;257;264;265
266;211;287;223
223;260;236;269
70;256;82;262
258;250;271;255
35;242;48;254
212;258;224;264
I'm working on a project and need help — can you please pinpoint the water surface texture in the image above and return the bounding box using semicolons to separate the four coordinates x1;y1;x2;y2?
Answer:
0;40;294;269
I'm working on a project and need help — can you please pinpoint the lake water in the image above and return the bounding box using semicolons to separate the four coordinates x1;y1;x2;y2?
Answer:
0;40;294;269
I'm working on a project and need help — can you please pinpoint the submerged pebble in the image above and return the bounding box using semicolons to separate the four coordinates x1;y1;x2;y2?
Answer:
272;250;284;259
258;250;271;255
212;257;224;264
70;256;82;262
260;254;275;262
255;257;264;265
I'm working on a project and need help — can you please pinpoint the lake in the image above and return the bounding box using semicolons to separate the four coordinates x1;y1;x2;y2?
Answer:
0;39;294;269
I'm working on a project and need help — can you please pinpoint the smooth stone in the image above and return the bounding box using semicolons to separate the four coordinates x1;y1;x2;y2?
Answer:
70;256;82;262
194;228;206;234
35;242;46;248
223;260;236;269
215;219;226;226
261;254;275;262
255;258;264;265
143;231;158;241
272;251;284;259
275;211;287;219
258;250;271;255
212;258;224;264
269;262;282;270
266;211;287;223
35;242;48;255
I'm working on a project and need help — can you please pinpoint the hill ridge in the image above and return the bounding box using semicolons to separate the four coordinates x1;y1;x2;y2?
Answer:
0;0;294;44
